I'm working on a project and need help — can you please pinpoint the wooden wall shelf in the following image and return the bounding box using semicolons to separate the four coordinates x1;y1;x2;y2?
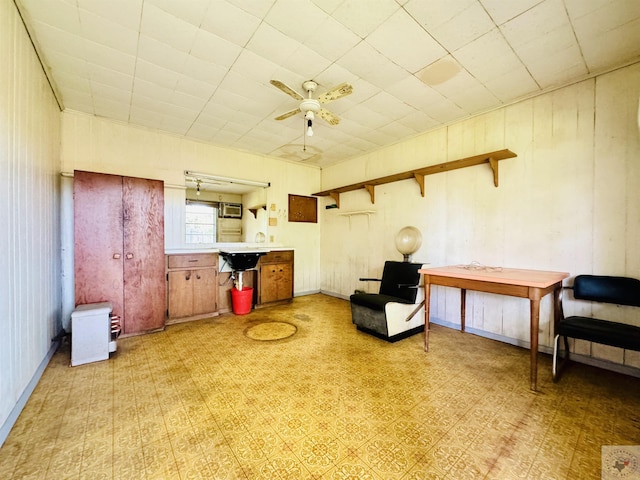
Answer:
312;149;516;207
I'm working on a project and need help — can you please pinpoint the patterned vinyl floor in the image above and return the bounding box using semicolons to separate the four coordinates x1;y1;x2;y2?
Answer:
1;293;638;479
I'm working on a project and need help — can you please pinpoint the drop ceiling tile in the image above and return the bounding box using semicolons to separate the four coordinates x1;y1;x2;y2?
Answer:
562;0;611;19
83;40;136;76
397;110;440;131
135;59;180;90
366;9;447;73
231;50;281;86
90;81;131;103
484;67;540;101
140;3;199;53
579;19;640;72
340;104;391;129
77;0;143;30
174;75;218;100
265;0;328;43
181;55;228;84
137;35;189;73
159;116;193;135
226;0;276;19
92;98;130;121
361;91;417;121
190;29;242;68
54;70;91;94
332;0;399;38
29;21;86;59
245;23;300;66
421;97;467;123
46;51;90;79
448;83;501;113
58;88;94;112
282;44;333;79
19;0;82;34
454;28;526;83
385;75;444;110
405;0;474;30
427;1;496;51
378;120;420;138
88;63;133;91
479;0;544;25
172;91;208;112
337;41;408;89
200;0;261;47
78;8;138;55
303;16;361;60
129;106;163;128
499;0;570;48
145;0;211;27
525;47;588;88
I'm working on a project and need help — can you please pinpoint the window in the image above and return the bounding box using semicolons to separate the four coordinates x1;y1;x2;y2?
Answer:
185;201;217;244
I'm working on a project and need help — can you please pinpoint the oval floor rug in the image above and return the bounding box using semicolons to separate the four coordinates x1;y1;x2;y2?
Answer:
244;321;297;341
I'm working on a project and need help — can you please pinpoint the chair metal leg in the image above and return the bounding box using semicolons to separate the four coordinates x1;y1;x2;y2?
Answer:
552;334;560;381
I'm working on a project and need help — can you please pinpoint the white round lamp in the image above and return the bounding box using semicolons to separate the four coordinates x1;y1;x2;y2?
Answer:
395;226;422;262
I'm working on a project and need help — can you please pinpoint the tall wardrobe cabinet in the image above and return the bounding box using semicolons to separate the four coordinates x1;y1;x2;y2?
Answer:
74;171;166;336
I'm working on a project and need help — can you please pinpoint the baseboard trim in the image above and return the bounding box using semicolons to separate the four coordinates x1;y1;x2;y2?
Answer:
430;318;640;379
0;341;60;447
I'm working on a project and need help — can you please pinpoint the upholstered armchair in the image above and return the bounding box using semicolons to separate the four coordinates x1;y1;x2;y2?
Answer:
350;261;425;342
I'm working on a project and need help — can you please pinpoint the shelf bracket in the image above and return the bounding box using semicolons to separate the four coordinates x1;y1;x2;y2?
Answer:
488;157;499;187
330;192;340;208
413;173;425;197
364;185;375;204
248;205;266;218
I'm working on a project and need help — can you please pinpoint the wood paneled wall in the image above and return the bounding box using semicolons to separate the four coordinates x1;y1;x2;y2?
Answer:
320;63;640;372
0;0;62;443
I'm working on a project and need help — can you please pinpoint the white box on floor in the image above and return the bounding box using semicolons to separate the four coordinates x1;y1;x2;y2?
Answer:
71;302;113;366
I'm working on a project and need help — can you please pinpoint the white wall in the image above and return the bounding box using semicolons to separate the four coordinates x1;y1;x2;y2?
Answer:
0;0;62;444
60;111;323;298
320;63;640;371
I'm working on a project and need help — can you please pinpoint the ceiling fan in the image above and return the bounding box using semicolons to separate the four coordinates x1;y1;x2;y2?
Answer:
270;79;353;136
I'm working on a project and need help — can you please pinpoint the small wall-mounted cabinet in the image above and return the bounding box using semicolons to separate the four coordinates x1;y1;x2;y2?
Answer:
166;253;218;323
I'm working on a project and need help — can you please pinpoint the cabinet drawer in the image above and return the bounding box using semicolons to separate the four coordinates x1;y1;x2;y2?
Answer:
168;253;217;269
260;250;293;264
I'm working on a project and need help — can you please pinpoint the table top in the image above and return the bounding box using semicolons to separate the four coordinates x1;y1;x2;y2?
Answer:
418;265;570;288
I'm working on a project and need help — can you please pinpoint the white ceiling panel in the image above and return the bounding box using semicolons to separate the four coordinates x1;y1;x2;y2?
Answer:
15;0;640;168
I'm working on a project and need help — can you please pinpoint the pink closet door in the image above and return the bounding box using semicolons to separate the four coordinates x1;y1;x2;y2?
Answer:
122;176;165;334
74;171;125;324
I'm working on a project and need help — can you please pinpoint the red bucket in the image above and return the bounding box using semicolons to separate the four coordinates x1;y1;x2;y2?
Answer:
231;287;253;315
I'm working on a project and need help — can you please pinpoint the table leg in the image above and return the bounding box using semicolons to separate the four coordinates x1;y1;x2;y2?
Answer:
424;281;431;352
530;297;540;391
460;288;466;332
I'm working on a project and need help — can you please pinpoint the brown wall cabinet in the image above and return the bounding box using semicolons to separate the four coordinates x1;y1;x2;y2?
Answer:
74;171;166;336
258;250;294;306
166;253;218;322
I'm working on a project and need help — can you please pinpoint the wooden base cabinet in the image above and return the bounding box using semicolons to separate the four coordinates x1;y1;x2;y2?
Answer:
166;253;218;322
74;171;165;336
258;250;294;306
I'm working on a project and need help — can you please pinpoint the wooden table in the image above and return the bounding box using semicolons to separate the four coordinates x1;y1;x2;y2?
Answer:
419;266;569;391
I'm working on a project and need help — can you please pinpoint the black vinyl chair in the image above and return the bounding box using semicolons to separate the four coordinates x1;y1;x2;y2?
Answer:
350;261;425;342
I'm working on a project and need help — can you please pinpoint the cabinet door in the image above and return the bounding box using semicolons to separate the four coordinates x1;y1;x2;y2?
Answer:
122;176;165;334
168;270;193;318
192;268;217;315
261;263;292;303
277;263;293;301
74;171;125;321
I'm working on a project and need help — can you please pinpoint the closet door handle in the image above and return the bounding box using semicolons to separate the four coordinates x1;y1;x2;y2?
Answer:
185;273;191;281
126;253;134;260
113;253;121;259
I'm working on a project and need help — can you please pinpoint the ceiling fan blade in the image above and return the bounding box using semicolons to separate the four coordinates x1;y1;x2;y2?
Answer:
275;108;301;121
317;83;353;104
318;108;340;126
270;80;304;101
